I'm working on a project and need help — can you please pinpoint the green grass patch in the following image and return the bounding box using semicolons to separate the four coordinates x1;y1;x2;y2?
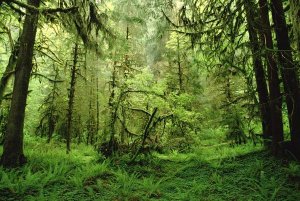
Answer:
0;136;299;200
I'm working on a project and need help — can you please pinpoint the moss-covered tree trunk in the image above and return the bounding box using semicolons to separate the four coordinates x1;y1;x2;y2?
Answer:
66;43;78;153
290;0;300;52
244;0;271;142
108;62;117;155
0;0;40;168
271;0;300;158
258;0;284;154
0;36;20;105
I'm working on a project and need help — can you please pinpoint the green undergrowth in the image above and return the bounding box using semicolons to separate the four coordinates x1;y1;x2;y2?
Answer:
1;136;300;201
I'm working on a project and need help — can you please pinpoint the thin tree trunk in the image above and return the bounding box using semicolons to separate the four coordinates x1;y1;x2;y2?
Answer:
47;71;59;143
131;107;158;162
271;0;300;157
258;0;284;153
96;77;99;142
177;36;183;93
245;0;271;141
87;77;95;145
0;0;40;168
0;36;20;105
120;106;126;143
108;62;117;155
66;43;78;153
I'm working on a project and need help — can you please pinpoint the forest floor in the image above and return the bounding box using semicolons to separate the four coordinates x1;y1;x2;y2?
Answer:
0;136;300;201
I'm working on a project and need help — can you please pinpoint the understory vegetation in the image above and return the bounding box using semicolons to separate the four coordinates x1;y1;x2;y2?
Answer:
1;136;300;201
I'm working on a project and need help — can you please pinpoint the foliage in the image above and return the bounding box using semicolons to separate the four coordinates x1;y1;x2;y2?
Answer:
0;137;299;200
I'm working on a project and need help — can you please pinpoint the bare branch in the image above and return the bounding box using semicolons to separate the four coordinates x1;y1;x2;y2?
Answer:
127;107;151;116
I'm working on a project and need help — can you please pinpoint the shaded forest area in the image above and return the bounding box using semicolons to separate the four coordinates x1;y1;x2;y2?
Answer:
0;0;300;200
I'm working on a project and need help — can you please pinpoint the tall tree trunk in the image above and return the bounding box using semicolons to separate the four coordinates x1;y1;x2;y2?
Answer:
66;43;78;153
87;77;95;145
108;62;117;155
0;0;40;168
258;0;284;153
271;0;300;157
47;70;59;143
245;0;271;141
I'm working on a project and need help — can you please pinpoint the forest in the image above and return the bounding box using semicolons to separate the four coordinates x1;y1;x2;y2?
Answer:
0;0;300;200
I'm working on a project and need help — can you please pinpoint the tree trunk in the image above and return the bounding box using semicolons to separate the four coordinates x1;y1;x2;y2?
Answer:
66;43;78;153
0;0;40;168
96;77;99;142
245;0;271;142
0;36;20;105
258;0;284;153
108;62;117;155
177;36;183;93
290;0;300;52
271;0;300;157
131;107;158;162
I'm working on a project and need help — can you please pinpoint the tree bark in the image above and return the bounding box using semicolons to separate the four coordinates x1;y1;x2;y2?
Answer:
271;0;300;157
290;0;300;52
0;0;40;168
177;36;183;93
245;0;271;142
108;62;117;155
66;43;78;153
131;107;158;162
258;0;284;153
96;77;99;142
0;36;20;105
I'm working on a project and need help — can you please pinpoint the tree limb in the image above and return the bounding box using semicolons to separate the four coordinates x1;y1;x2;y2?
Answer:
127;107;151;116
116;115;141;137
130;107;158;162
6;2;26;16
4;0;78;14
31;72;64;83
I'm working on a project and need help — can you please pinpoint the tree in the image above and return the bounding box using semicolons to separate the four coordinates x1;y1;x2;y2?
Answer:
35;68;62;143
271;0;300;157
0;0;41;167
258;0;283;153
0;0;78;166
66;43;79;154
290;0;300;52
244;0;271;143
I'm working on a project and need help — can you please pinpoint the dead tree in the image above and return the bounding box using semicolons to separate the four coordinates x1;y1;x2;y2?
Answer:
130;107;158;162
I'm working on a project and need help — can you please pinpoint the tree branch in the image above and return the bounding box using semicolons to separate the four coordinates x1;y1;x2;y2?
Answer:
130;107;158;162
31;72;64;83
4;0;78;14
6;2;26;16
116;116;141;137
127;107;151;116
